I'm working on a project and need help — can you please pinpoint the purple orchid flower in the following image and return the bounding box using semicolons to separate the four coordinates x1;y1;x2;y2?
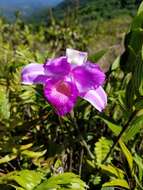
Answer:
21;48;107;116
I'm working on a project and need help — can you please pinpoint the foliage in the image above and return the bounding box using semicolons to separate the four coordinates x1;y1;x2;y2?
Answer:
0;1;143;190
0;170;86;190
55;0;140;21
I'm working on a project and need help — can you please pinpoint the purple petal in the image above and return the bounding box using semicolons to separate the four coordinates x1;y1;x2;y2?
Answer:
72;62;105;93
66;48;87;66
81;86;107;112
44;79;78;116
21;63;48;84
44;56;70;77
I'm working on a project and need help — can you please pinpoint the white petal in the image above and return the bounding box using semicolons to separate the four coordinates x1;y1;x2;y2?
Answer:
66;48;88;66
81;86;107;112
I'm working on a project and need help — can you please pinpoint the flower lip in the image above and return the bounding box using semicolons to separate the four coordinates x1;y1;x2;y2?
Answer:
44;78;78;116
56;81;71;97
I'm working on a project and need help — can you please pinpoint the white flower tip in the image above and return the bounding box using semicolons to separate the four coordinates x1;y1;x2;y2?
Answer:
66;48;88;66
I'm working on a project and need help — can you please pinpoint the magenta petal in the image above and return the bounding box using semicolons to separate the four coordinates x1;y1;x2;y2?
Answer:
22;63;48;84
66;48;87;66
44;56;71;77
81;86;107;112
44;79;78;116
72;62;105;93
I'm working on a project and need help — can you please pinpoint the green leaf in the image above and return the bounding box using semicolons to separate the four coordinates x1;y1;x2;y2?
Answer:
111;56;120;71
137;1;143;15
134;153;143;181
119;140;133;173
100;164;125;179
132;54;143;93
103;179;129;189
97;116;122;136
6;170;43;190
132;12;143;29
94;137;113;165
124;114;143;142
120;28;143;74
129;29;143;54
125;78;135;109
86;160;95;168
20;143;33;150
0;84;10;120
89;49;107;62
134;98;143;110
134;153;143;171
35;173;87;190
21;149;47;158
89;175;101;186
0;154;17;164
134;174;143;190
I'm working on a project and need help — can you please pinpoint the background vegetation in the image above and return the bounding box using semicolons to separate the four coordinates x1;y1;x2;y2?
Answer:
0;0;143;189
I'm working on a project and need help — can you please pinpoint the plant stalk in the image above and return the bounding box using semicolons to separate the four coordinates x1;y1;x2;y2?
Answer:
102;110;137;164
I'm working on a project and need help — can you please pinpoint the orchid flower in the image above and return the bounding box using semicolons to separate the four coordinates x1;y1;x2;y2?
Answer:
21;48;107;116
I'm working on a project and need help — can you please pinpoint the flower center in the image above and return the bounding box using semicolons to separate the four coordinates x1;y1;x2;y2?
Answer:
56;81;71;97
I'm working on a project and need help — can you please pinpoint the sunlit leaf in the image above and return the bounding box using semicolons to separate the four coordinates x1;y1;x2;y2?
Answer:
35;173;87;190
0;84;10;120
134;153;143;182
20;143;33;151
0;154;17;164
94;137;113;165
124;114;143;142
97;116;122;136
103;179;129;189
21;149;47;158
111;56;120;71
4;170;44;190
100;164;125;179
119;140;133;173
137;1;143;15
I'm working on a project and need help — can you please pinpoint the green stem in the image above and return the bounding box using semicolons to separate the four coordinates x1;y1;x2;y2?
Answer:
70;111;95;160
